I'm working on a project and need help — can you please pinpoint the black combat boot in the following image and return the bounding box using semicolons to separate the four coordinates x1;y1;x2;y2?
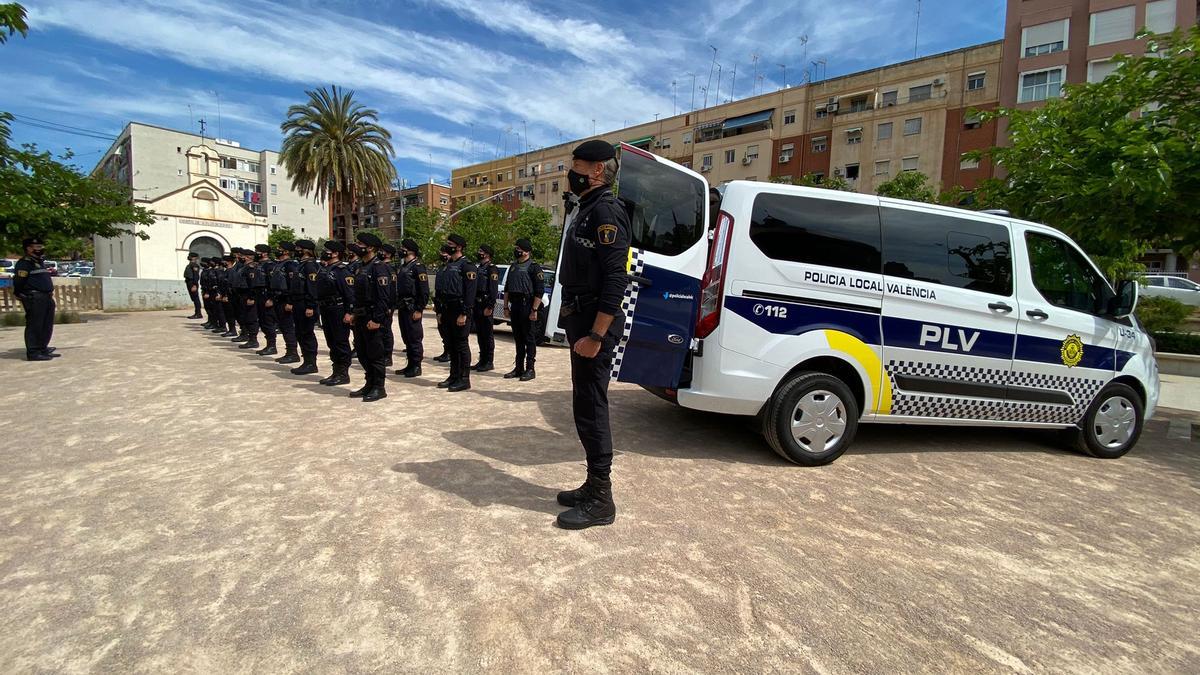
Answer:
473;359;494;372
437;376;454;389
384;355;393;367
256;342;278;356
348;383;369;398
557;478;590;507
290;358;318;375
433;353;451;363
362;385;388;402
519;369;536;382
448;377;471;392
275;349;301;364
238;338;260;350
556;475;616;530
503;368;524;379
398;361;422;377
325;365;351;386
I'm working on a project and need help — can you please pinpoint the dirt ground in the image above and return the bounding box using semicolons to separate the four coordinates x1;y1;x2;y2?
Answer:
1;311;1198;673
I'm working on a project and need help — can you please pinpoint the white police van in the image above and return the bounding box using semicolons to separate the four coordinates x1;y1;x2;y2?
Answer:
567;143;1159;465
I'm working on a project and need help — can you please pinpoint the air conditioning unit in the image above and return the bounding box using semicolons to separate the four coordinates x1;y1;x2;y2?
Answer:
828;97;838;104
742;157;753;166
700;165;712;173
932;78;945;86
652;140;662;148
826;103;839;113
778;154;790;163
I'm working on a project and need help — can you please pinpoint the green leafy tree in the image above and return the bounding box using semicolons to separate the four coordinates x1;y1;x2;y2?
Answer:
0;145;155;254
1135;295;1192;333
511;205;558;264
267;225;296;249
0;3;27;43
973;26;1200;265
795;172;853;191
279;85;396;242
395;206;446;266
876;171;938;203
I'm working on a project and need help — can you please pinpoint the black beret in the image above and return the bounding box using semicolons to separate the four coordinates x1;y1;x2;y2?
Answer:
348;243;366;256
401;238;419;253
254;244;271;253
279;241;296;251
572;139;615;162
295;239;316;251
381;243;396;256
222;254;236;262
515;238;533;252
187;251;199;258
478;244;494;257
22;237;44;247
448;233;466;248
356;232;382;248
323;240;345;253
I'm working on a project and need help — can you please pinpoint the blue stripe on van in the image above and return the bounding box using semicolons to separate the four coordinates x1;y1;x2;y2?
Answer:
1015;334;1117;370
880;316;1015;360
725;295;881;344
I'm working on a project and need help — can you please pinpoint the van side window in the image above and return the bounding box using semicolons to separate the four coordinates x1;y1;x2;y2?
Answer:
1025;233;1114;315
615;150;705;257
881;208;1013;296
749;194;881;273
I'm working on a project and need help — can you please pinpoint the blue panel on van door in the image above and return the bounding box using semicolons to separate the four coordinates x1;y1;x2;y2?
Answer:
1015;334;1117;370
616;264;701;387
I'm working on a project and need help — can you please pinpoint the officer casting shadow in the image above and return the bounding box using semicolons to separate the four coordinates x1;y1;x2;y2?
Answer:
391;459;561;515
442;425;586;467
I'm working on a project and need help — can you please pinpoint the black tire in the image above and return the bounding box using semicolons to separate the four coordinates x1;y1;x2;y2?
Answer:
764;371;860;466
1072;382;1144;459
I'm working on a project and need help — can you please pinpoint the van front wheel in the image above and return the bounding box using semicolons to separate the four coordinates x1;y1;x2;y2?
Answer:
764;372;860;466
1073;382;1144;459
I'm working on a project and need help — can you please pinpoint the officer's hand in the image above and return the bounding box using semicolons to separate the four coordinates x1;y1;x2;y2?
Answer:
367;320;381;330
503;304;510;317
264;299;274;308
456;315;466;327
412;311;422;321
190;286;197;292
246;298;255;306
343;313;353;325
529;310;539;321
305;308;314;318
573;336;602;359
203;293;210;299
284;304;293;312
484;308;493;317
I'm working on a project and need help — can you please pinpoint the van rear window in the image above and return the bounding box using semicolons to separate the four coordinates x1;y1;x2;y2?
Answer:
615;151;705;257
749;193;882;273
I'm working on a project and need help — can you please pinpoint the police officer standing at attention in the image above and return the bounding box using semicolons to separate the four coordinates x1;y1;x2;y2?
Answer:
472;244;500;372
378;243;398;368
227;248;250;342
12;237;59;361
290;239;324;372
269;242;300;362
184;252;203;319
503;238;545;382
218;253;238;336
254;244;280;356
199;258;215;328
314;240;354;384
348;232;394;401
432;245;453;364
434;234;478;392
394;238;428;378
553;140;630;530
238;247;266;350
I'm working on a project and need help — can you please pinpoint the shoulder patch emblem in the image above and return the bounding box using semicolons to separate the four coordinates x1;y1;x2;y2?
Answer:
490;273;498;280
466;271;477;280
536;271;544;280
346;276;355;286
308;273;317;281
418;273;427;281
1061;334;1084;368
379;276;389;286
17;270;28;277
597;224;618;245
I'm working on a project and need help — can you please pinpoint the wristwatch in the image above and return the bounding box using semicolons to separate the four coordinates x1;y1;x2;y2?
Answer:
588;330;604;343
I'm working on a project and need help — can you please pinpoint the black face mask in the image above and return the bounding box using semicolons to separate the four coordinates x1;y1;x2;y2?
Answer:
442;244;457;256
31;248;45;258
513;249;524;259
567;169;591;196
320;252;333;262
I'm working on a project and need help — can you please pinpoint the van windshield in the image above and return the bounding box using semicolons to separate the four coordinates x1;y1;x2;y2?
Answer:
615;150;705;257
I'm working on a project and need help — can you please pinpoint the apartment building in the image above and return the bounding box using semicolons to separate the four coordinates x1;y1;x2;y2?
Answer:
451;42;1003;210
92;122;329;279
333;181;453;242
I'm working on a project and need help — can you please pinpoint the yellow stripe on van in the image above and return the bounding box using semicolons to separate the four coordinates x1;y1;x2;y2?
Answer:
824;330;892;415
626;247;633;273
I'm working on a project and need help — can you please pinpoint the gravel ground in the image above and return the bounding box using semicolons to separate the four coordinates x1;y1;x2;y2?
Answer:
1;311;1197;673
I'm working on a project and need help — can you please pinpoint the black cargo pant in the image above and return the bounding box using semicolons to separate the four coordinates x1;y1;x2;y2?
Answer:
275;301;297;353
318;303;351;367
564;310;620;479
438;301;472;382
188;284;201;315
353;313;387;387
211;296;225;329
381;309;395;361
241;295;260;338
224;293;238;333
473;301;494;365
258;296;278;345
508;293;537;372
294;303;319;362
20;291;55;356
397;299;424;364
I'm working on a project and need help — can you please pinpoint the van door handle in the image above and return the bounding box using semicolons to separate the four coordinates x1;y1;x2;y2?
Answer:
988;302;1012;313
627;274;652;287
1026;309;1049;320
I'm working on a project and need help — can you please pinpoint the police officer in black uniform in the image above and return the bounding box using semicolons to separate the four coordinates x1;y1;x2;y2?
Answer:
271;242;301;363
472;244;500;372
238;247;266;350
378;243;398;368
184;251;203;319
504;238;546;382
348;232;394;401
432;246;453;363
314;240;354;384
553;140;630;530
254;244;280;356
199;258;215;328
227;248;251;342
286;240;319;375
394;238;429;378
12;237;59;361
434;234;478;392
218;253;238;336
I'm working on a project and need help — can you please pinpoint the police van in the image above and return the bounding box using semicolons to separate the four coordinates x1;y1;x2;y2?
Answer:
557;143;1159;465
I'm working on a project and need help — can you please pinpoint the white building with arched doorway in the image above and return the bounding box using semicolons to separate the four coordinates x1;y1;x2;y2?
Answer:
95;146;269;279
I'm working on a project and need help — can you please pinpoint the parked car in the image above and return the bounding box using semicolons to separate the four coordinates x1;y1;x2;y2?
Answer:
1140;275;1200;307
492;263;556;343
44;260;60;276
67;266;94;277
0;258;16;277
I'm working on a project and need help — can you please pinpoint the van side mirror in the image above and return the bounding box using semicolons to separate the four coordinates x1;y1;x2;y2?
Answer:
1109;279;1138;319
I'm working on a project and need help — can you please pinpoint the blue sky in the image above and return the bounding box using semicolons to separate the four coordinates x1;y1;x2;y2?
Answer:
1;0;1004;185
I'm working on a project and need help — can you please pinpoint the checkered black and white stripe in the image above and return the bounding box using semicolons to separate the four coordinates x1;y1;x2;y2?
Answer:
610;249;646;381
886;360;1105;425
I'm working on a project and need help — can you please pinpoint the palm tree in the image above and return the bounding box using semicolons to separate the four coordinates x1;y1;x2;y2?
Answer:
280;85;396;241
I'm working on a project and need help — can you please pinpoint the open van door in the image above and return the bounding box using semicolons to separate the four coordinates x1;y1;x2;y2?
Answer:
606;143;711;388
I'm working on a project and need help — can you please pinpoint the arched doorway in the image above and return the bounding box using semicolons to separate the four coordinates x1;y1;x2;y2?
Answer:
189;236;224;259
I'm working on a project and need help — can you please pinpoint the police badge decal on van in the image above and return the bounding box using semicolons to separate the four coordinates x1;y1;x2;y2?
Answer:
1061;334;1084;368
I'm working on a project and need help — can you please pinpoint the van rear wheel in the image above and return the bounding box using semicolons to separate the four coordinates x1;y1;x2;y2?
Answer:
764;371;859;466
1073;382;1144;459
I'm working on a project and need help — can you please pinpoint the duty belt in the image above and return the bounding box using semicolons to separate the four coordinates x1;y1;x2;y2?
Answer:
317;298;344;308
560;294;598;318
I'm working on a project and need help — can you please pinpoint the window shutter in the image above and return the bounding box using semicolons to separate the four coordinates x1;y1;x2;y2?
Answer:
1090;6;1134;45
1088;60;1120;83
1023;20;1066;49
1146;0;1176;34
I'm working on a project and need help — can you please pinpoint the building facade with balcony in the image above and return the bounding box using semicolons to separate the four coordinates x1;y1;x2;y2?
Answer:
332;181;453;242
